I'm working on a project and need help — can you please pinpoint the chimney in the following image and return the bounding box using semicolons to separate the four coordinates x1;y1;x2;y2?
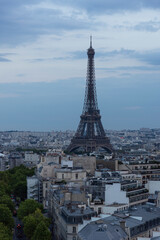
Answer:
115;160;119;171
120;220;126;231
81;207;84;214
59;156;61;164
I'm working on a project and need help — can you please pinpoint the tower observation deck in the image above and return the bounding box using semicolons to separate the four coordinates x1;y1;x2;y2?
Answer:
66;38;113;153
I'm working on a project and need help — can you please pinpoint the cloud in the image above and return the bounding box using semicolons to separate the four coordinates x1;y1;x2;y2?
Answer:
0;53;12;62
137;51;160;65
115;21;160;32
29;56;70;63
52;0;160;14
0;57;11;62
0;0;160;46
0;1;91;46
133;21;160;32
71;48;160;66
97;65;160;72
16;74;26;77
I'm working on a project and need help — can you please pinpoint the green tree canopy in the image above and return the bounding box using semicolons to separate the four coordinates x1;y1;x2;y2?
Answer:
23;209;50;239
13;181;27;200
0;165;35;200
18;199;43;220
23;215;37;239
0;180;11;196
0;204;14;230
0;195;14;212
0;223;12;240
32;221;51;240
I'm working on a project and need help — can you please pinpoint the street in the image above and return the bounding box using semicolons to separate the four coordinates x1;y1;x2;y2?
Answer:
13;216;26;240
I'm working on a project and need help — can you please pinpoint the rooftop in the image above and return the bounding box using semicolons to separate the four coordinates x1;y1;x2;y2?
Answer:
78;221;127;240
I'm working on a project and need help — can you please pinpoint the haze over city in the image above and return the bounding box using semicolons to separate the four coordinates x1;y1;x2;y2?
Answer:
0;0;160;131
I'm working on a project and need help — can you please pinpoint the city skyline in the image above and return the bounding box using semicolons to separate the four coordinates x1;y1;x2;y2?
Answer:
0;0;160;131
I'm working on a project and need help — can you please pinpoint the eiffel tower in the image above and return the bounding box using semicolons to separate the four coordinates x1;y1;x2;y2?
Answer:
67;37;113;153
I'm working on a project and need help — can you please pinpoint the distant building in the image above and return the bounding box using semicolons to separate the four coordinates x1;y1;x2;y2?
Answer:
71;156;96;175
24;152;40;166
9;152;23;169
54;168;86;185
0;153;8;171
116;160;160;184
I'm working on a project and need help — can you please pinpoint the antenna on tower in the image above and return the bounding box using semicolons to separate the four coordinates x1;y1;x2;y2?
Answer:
90;35;92;48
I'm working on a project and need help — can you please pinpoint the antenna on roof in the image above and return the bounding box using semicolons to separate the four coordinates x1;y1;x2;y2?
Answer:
90;35;92;48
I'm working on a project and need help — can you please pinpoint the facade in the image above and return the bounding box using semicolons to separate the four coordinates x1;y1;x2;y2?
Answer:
24;152;40;166
86;177;148;214
27;175;43;203
116;160;160;184
145;180;160;207
54;168;86;184
105;181;148;207
71;156;96;175
9;152;23;169
48;187;96;240
0;153;8;171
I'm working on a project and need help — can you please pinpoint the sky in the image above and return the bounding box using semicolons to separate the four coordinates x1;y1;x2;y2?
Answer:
0;0;160;131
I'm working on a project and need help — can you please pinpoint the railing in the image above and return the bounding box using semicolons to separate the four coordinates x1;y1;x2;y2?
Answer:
127;189;148;197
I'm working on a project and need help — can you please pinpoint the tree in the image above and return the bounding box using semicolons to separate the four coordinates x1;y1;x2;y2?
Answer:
0;195;14;212
0;223;12;240
0;165;35;200
32;221;51;240
0;204;14;230
23;215;37;239
18;199;43;220
0;180;11;196
8;165;35;200
13;181;27;200
23;209;50;239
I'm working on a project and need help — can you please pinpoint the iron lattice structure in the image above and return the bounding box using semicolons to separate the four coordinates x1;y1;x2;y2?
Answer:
67;38;113;153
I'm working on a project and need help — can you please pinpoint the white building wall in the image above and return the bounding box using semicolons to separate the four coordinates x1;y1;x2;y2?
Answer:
0;158;5;171
25;153;40;164
95;171;102;178
145;181;160;194
137;238;150;240
27;176;39;200
40;165;58;178
56;170;86;181
105;183;129;205
61;160;73;168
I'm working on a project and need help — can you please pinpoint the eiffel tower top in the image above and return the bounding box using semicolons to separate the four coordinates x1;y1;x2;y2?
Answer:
88;36;95;56
83;36;97;114
90;35;92;48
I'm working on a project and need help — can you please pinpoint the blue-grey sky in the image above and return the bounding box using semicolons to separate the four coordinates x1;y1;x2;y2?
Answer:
0;0;160;131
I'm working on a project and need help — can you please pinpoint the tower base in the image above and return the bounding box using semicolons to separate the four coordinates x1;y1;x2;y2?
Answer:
66;137;113;153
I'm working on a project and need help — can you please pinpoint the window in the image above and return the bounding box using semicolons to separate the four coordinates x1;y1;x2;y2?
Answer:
62;174;64;179
73;227;76;233
75;173;78;179
73;237;76;240
98;207;101;214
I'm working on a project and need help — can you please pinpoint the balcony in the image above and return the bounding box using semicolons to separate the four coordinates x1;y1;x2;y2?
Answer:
129;193;148;203
127;188;148;197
